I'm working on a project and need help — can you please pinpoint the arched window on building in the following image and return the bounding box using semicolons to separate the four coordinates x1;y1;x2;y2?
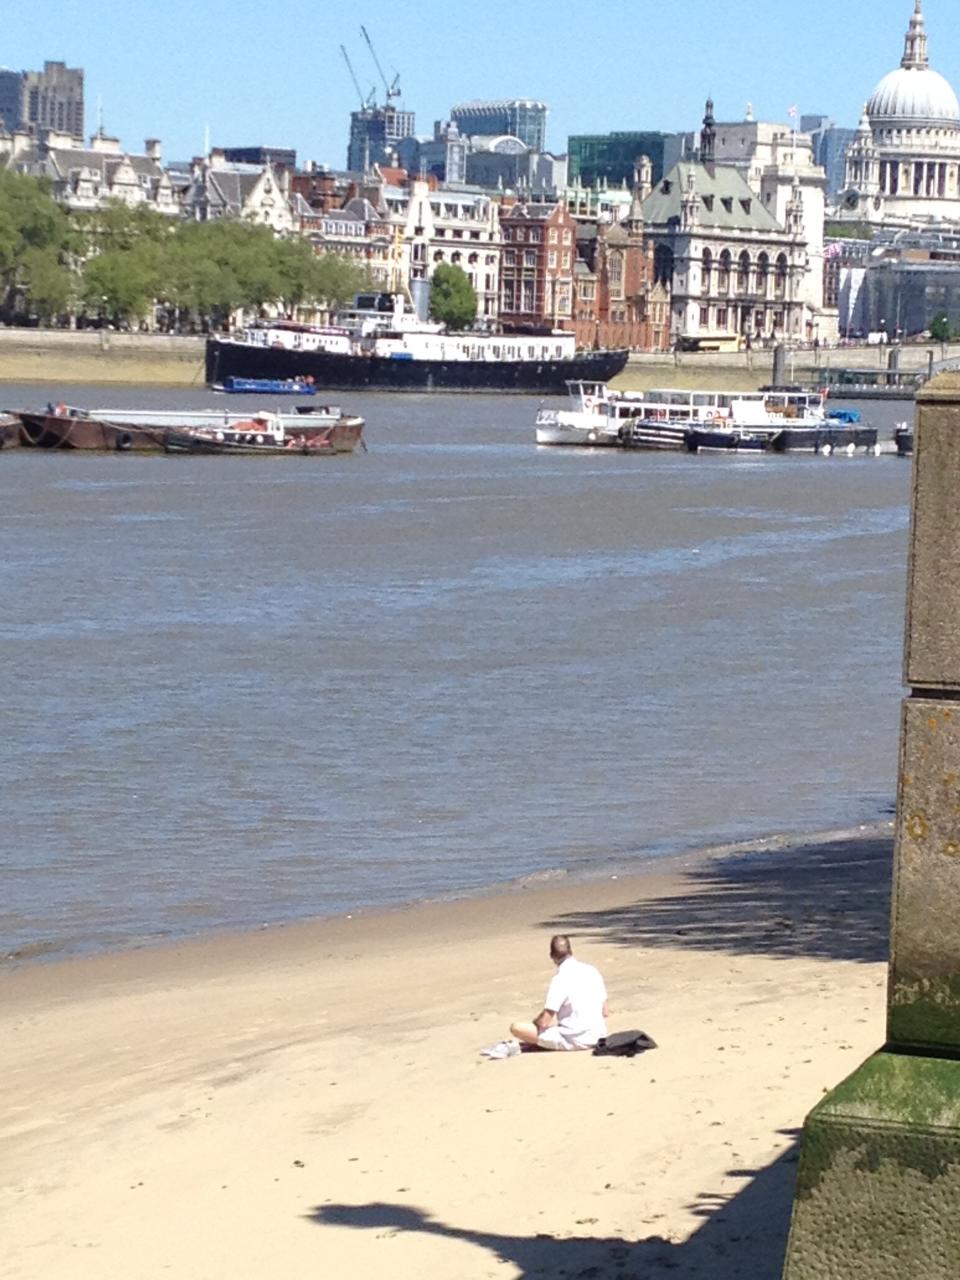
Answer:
737;251;751;294
775;253;788;299
757;252;769;298
701;248;712;293
609;251;624;298
718;249;731;294
653;243;674;288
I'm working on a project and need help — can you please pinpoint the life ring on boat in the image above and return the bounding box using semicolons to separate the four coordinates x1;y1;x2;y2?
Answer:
115;432;133;452
583;395;595;411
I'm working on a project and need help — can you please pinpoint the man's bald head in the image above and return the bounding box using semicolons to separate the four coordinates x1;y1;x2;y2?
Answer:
549;934;573;965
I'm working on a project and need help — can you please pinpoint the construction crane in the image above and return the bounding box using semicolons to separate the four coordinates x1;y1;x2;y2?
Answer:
360;25;401;103
340;44;376;110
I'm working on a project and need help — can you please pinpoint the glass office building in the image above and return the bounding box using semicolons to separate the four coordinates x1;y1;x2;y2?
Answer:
451;100;548;153
347;105;416;172
567;132;681;188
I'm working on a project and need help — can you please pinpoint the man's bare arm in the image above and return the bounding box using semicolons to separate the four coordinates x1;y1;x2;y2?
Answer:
534;1008;556;1033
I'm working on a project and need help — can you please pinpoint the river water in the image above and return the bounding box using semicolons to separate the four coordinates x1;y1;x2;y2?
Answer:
0;386;915;961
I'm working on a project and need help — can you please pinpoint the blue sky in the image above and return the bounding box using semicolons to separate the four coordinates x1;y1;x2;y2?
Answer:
6;0;958;167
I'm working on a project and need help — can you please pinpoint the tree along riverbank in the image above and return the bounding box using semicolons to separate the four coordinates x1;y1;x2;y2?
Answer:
0;328;955;390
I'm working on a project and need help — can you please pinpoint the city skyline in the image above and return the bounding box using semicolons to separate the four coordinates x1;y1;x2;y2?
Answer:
4;0;958;168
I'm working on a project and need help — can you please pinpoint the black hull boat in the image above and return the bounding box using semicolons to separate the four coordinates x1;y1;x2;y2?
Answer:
768;425;879;453
205;338;628;395
686;426;776;453
617;419;690;451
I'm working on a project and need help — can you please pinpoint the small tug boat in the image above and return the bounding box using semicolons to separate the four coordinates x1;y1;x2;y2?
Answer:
161;410;364;455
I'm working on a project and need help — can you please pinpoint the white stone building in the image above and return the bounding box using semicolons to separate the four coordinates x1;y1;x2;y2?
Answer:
837;0;960;227
709;113;826;323
183;152;296;233
361;177;501;322
0;129;178;215
643;105;814;345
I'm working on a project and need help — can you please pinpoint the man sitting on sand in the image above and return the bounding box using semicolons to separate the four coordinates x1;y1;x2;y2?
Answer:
510;934;608;1051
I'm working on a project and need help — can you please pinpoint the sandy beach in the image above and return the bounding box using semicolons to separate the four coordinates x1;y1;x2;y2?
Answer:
0;826;893;1280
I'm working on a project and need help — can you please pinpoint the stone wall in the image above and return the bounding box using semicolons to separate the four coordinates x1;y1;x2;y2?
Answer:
0;329;205;385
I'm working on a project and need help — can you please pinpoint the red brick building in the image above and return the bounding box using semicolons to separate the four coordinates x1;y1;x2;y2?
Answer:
572;193;671;351
498;201;576;330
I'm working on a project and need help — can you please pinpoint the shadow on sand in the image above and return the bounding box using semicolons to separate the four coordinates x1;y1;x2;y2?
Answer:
543;832;893;965
308;1132;801;1278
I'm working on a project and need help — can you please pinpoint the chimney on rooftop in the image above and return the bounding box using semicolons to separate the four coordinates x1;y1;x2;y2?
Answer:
90;131;121;154
145;138;161;161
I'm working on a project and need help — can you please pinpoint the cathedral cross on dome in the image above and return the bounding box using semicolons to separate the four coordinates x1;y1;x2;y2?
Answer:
902;0;929;71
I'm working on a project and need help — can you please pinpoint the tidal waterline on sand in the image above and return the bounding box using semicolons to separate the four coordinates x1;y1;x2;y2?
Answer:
0;388;914;960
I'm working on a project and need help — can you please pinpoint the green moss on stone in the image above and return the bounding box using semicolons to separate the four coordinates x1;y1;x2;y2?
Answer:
889;972;960;1050
795;1053;960;1199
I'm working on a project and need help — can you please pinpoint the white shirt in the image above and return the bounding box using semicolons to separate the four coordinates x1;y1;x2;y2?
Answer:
544;957;608;1047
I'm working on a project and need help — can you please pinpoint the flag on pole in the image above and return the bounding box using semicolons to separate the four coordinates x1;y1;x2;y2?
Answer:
787;105;799;121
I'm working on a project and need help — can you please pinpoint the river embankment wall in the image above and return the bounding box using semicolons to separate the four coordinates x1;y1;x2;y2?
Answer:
0;329;206;386
0;328;955;390
613;342;958;393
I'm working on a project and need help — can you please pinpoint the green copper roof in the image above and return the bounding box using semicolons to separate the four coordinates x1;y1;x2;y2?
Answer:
642;161;784;232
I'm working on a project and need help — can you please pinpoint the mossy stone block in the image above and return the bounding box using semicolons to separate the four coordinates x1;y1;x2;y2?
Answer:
783;1052;960;1279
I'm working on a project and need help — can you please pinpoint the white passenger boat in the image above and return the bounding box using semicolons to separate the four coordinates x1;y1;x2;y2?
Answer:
534;383;620;446
535;382;837;451
535;381;712;448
